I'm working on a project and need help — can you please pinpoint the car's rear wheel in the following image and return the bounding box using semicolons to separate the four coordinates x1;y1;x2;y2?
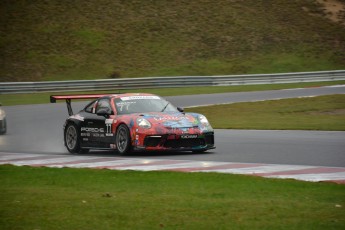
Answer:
116;124;131;155
64;123;82;154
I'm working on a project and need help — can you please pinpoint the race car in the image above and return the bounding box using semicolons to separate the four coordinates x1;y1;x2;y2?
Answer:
0;103;6;134
50;93;215;155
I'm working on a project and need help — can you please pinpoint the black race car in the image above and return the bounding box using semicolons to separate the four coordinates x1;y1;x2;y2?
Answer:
0;103;6;134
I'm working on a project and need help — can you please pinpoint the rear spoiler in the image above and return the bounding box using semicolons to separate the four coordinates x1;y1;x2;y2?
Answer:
50;94;107;116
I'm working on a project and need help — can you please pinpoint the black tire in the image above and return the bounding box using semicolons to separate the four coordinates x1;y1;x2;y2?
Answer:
115;124;132;155
79;148;90;154
192;149;207;153
64;123;82;154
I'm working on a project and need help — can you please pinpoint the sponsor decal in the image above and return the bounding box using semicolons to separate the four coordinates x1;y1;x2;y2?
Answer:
121;96;160;101
181;134;198;139
116;101;136;112
81;127;104;133
105;119;113;134
83;138;88;141
153;116;187;121
200;126;210;132
116;101;136;106
105;119;113;124
110;144;116;149
163;119;194;129
181;128;189;132
81;133;91;137
129;118;134;128
106;133;114;137
135;135;140;145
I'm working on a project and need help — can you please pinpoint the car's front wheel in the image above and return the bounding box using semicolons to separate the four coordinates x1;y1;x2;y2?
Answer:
192;149;207;153
115;124;132;155
64;123;82;154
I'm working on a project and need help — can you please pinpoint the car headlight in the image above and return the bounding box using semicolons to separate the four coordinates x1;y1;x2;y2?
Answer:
199;115;210;125
137;118;151;129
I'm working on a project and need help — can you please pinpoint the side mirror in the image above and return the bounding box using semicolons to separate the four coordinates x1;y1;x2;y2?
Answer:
177;107;184;112
97;108;111;117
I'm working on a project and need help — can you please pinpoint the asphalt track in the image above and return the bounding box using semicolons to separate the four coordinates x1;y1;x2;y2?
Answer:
1;85;345;168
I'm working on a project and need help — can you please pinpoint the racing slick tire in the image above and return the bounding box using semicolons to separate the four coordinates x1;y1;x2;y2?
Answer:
64;123;88;154
115;124;132;155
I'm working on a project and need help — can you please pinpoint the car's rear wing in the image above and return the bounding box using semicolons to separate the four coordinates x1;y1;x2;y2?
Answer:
50;94;107;116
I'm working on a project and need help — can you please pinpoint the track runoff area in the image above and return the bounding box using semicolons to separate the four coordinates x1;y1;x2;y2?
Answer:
1;152;344;184
1;85;345;184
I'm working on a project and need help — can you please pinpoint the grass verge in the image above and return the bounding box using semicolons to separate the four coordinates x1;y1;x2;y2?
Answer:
1;165;344;230
186;94;345;131
1;81;344;106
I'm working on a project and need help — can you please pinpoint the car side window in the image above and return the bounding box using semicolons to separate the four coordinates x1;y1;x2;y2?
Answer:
85;101;97;113
96;98;113;114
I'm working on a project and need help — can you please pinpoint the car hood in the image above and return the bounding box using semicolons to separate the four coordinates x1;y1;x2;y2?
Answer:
139;112;201;129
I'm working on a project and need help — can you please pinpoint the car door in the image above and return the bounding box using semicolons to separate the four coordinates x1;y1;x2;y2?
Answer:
80;97;116;149
79;100;101;147
94;98;116;148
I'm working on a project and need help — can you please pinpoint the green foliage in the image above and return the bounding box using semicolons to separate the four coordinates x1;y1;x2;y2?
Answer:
1;0;345;82
73;29;105;48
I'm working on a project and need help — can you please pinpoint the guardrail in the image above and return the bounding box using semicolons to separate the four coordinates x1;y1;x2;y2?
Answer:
1;70;344;94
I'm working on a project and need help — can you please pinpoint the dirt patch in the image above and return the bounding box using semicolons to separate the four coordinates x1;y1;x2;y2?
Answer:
316;0;345;25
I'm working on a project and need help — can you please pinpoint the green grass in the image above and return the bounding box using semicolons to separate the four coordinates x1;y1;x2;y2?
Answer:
186;94;345;131
1;0;345;82
1;80;344;106
1;165;344;230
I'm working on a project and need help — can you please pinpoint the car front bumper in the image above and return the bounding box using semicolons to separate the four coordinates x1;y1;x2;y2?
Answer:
133;132;215;152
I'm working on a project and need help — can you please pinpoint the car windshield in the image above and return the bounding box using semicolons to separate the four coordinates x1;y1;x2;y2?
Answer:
114;96;178;115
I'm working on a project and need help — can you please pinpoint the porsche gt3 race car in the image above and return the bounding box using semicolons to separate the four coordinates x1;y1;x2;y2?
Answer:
0;103;7;135
51;93;215;155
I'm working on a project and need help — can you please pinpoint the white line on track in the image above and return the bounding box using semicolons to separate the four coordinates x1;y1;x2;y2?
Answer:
266;172;345;182
1;152;344;184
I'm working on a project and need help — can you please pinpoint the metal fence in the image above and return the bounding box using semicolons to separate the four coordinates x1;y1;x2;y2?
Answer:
1;70;344;94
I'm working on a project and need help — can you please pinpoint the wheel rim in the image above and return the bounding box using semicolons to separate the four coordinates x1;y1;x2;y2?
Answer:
66;125;77;150
117;126;128;153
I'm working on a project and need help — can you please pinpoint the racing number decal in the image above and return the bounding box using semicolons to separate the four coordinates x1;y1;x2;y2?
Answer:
105;119;113;136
